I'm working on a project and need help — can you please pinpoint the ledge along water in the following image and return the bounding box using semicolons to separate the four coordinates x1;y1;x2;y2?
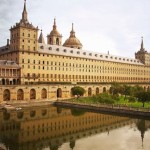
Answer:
54;101;150;118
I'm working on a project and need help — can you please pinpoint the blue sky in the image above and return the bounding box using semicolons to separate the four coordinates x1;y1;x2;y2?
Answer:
0;0;150;57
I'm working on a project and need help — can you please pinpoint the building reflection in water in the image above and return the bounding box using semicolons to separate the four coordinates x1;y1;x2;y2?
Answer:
0;105;149;150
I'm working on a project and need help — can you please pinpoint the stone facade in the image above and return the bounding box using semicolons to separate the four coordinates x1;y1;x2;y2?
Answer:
0;1;149;102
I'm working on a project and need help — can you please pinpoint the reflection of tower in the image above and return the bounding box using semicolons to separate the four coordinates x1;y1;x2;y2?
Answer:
136;119;147;149
70;140;75;150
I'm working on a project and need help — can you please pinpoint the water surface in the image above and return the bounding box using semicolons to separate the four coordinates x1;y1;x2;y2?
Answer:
0;105;150;150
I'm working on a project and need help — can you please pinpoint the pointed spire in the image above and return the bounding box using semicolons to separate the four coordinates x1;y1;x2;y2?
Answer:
22;0;28;23
72;23;74;32
38;30;45;44
70;23;76;37
53;18;57;30
140;37;145;51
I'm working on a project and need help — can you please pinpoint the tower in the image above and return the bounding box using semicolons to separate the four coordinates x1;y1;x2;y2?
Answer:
47;18;62;45
135;37;150;66
63;23;82;49
10;0;38;51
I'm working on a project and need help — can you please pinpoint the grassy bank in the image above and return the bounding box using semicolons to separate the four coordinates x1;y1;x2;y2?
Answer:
71;96;150;109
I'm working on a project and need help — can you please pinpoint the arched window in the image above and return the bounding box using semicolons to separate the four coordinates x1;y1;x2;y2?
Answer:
30;89;36;100
57;88;62;98
56;38;59;45
88;88;92;96
2;79;5;85
50;38;52;44
3;89;10;101
17;89;24;100
103;87;106;93
96;87;99;95
41;88;47;99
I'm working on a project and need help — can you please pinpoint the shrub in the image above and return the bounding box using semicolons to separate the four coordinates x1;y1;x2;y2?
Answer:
128;96;137;102
71;86;85;96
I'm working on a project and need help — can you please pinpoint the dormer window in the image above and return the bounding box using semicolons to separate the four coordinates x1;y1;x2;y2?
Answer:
95;54;97;57
70;50;73;53
83;52;86;55
56;48;59;51
40;46;44;49
64;49;67;52
77;51;80;54
49;47;52;50
89;53;92;56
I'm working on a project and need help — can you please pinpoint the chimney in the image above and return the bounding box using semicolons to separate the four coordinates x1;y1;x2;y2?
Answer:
7;39;9;46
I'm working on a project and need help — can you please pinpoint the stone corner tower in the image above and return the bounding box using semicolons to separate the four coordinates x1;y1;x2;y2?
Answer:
10;0;39;52
135;37;150;66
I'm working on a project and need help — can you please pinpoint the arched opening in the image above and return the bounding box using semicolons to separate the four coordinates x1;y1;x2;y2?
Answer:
144;87;146;91
41;88;47;99
17;79;20;85
56;38;59;45
17;89;24;100
2;79;5;85
13;79;16;85
30;89;36;100
103;87;106;93
3;89;10;101
6;79;9;85
57;88;62;98
88;88;92;96
96;87;99;95
50;38;52;44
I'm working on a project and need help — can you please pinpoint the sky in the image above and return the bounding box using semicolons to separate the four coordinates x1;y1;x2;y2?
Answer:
0;0;150;58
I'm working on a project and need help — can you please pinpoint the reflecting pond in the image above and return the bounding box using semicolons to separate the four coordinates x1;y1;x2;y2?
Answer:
0;105;150;150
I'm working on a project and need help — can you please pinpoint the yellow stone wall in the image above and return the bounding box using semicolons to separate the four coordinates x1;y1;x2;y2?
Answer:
10;27;38;52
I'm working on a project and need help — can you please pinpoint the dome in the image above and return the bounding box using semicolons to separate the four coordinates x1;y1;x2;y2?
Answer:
48;18;61;37
63;23;82;49
50;29;61;36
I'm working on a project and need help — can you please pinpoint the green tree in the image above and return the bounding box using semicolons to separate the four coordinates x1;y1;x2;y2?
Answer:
122;85;133;100
136;91;150;107
110;82;122;95
132;85;144;97
71;86;85;96
95;93;115;104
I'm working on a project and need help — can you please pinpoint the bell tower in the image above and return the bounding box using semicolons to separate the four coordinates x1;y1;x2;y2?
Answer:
10;0;39;52
47;18;62;45
135;37;150;66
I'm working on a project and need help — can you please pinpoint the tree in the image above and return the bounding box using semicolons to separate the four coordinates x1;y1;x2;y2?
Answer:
136;91;150;107
110;82;122;95
122;85;133;100
71;86;85;96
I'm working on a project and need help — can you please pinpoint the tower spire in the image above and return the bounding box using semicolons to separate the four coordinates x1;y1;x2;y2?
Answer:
53;18;57;30
22;0;28;23
140;37;144;51
38;30;45;44
70;23;75;37
72;23;74;32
